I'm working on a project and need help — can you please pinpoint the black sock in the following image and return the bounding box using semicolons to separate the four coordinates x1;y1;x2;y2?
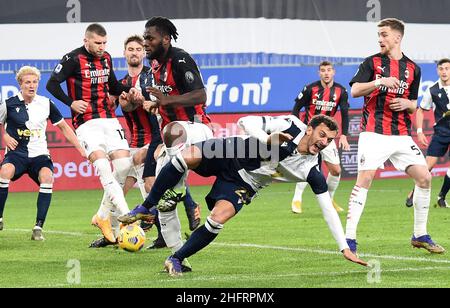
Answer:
439;175;450;199
36;184;53;228
174;223;219;261
0;183;9;218
142;162;184;209
183;185;197;209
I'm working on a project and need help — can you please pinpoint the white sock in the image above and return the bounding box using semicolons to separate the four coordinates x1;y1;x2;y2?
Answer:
413;185;430;237
293;182;308;202
135;164;148;200
97;192;113;220
326;174;341;199
316;192;348;252
110;208;121;239
158;208;183;253
93;158;128;215
345;186;368;240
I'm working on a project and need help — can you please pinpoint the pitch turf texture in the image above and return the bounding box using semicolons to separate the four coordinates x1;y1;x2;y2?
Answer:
0;178;449;288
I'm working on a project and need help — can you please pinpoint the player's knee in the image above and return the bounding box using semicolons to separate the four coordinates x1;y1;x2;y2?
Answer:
163;122;187;148
182;146;202;169
205;216;224;234
112;157;133;177
38;168;54;184
415;171;432;188
0;164;15;180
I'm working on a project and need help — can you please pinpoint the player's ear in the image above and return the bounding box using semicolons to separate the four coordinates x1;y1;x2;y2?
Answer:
306;126;313;136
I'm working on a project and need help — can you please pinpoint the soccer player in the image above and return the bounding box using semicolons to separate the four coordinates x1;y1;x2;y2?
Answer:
139;16;213;255
89;35;163;248
0;66;85;240
46;23;141;243
119;114;367;276
345;18;445;254
405;58;450;209
291;61;350;214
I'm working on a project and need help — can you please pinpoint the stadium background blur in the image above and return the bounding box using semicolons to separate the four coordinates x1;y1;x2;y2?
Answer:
1;0;449;192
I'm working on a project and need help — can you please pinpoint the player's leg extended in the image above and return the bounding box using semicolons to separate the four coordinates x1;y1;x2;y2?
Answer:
91;151;124;243
166;199;233;277
0;163;16;231
406;164;445;253
437;167;450;208
406;156;438;207
118;145;202;223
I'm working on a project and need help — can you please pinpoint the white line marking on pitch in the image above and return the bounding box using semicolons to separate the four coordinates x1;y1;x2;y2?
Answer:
212;242;450;264
4;229;449;264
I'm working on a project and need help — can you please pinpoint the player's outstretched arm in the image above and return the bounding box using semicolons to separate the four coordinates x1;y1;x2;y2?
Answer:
342;248;368;266
56;121;86;158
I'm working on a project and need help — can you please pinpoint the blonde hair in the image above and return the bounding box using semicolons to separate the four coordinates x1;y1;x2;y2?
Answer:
16;66;41;84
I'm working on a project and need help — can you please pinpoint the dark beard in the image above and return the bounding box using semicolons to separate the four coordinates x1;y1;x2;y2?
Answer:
146;42;165;61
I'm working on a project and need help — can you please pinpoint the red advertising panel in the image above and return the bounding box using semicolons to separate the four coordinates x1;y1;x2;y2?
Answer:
1;111;448;192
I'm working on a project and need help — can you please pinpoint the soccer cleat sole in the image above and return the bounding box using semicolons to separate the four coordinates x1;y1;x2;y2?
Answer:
411;240;446;254
164;259;183;277
118;213;155;225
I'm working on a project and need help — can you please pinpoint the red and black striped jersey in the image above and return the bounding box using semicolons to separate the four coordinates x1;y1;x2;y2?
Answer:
151;46;211;129
120;66;161;148
48;46;130;129
292;81;349;135
350;53;421;136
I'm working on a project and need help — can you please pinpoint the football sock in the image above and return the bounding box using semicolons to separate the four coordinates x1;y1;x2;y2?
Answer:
94;158;129;215
159;208;183;253
36;183;53;228
173;217;223;261
142;161;184;209
413;185;430;237
345;185;368;240
293;182;307;201
0;178;10;218
183;185;197;209
438;171;450;199
326;173;341;199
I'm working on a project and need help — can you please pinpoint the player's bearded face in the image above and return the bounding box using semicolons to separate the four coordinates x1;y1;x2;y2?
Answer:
147;41;165;61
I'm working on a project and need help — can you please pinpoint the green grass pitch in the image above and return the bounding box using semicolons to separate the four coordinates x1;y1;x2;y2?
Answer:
0;178;449;288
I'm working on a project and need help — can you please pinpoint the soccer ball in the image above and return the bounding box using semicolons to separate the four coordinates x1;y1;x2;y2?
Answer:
118;224;146;252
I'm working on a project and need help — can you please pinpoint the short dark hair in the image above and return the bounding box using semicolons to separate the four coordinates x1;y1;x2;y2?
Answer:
86;23;107;36
124;35;144;49
378;18;405;36
309;115;339;133
319;60;333;69
145;16;178;41
437;58;450;67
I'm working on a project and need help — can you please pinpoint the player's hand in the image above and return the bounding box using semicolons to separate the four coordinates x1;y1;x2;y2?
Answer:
71;100;89;114
267;132;293;145
3;133;18;151
146;87;170;106
380;77;400;90
143;100;159;114
339;135;350;151
389;98;411;112
417;132;429;147
129;88;144;105
342;248;368;267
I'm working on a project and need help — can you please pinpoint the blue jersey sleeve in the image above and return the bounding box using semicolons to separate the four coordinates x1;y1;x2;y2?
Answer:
49;99;64;125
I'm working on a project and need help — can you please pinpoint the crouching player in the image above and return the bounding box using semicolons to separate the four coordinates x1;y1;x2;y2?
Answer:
119;114;368;276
